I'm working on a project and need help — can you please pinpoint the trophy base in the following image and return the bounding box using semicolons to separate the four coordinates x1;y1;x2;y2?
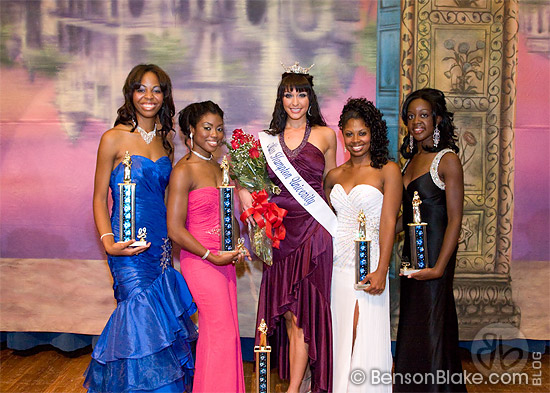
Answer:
129;240;147;247
354;282;371;290
400;268;421;276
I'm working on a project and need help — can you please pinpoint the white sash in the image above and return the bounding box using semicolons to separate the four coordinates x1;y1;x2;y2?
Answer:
259;131;338;237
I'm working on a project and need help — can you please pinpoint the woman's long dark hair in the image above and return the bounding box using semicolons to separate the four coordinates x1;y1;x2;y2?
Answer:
399;88;459;159
339;97;390;169
267;72;326;134
177;101;224;160
114;64;175;155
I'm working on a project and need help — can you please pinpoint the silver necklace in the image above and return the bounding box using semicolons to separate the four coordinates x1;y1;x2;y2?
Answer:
191;149;212;161
135;123;157;144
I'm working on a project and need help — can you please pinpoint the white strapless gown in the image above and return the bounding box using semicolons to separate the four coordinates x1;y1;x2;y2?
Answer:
330;184;392;393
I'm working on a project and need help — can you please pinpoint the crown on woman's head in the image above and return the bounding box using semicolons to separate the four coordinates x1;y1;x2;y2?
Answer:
281;61;315;75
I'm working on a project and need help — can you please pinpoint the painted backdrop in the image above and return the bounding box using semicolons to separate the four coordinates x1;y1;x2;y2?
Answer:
0;0;378;338
0;0;548;341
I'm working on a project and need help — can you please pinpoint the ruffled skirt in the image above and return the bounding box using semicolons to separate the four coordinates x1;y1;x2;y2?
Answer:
83;267;198;393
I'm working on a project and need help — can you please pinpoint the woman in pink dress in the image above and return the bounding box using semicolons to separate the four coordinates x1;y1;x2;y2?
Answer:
166;101;247;393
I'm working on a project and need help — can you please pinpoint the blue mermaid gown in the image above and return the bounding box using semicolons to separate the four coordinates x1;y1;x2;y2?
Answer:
84;155;198;393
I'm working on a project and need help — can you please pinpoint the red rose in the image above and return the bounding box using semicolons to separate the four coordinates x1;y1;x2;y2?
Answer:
231;140;240;150
249;147;260;159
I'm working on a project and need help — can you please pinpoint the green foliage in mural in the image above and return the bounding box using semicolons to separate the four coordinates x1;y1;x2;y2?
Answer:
22;46;70;77
443;39;485;94
144;30;187;74
357;21;378;73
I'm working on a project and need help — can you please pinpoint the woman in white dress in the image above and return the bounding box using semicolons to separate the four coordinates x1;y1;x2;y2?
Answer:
324;98;402;392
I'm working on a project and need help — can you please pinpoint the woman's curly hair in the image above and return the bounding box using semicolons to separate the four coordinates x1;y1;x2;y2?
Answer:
114;64;175;155
338;97;390;169
267;72;326;134
399;88;459;159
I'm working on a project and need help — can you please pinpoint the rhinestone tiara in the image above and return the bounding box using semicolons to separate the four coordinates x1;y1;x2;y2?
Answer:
281;61;315;75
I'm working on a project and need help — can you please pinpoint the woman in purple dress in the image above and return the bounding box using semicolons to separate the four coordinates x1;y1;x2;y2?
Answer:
241;65;337;393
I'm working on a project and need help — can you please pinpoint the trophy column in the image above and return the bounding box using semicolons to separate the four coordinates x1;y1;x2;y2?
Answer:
254;319;271;393
401;191;428;275
118;151;147;246
354;209;371;290
219;156;236;252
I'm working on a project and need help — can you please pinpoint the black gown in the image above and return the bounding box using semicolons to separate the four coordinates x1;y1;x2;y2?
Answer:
394;150;466;392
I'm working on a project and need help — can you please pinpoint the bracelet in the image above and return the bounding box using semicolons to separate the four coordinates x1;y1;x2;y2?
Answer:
201;249;210;260
100;233;114;241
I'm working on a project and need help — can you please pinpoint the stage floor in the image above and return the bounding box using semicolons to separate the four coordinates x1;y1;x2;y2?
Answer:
0;345;547;392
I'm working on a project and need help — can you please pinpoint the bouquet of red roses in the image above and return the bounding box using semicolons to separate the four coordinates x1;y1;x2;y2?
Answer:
226;128;280;195
225;129;286;265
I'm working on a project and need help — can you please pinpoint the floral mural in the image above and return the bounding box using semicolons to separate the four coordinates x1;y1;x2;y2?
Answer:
443;39;485;94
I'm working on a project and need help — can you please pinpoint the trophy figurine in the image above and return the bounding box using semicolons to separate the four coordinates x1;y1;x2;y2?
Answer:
254;319;271;393
401;191;428;275
354;209;371;290
219;156;236;252
118;151;147;247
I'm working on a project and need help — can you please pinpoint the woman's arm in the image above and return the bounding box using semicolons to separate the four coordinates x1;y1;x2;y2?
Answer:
322;127;338;178
323;168;337;209
364;162;402;294
166;164;241;266
93;130;149;255
237;188;255;227
410;153;463;280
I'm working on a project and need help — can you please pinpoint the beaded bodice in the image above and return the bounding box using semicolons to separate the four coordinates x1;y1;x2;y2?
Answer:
330;184;383;270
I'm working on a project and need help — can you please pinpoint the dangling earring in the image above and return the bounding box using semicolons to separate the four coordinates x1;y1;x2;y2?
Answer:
409;135;414;152
190;133;194;149
433;124;440;148
307;106;312;117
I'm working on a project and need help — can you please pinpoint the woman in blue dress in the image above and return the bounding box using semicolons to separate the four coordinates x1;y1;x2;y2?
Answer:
84;64;197;393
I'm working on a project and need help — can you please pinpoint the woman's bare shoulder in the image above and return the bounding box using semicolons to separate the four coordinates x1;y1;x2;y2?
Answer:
173;155;193;171
312;125;336;138
101;124;132;142
381;160;401;175
326;164;343;182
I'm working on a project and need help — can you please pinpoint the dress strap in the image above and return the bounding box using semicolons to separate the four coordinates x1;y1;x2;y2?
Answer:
430;148;455;190
402;159;411;175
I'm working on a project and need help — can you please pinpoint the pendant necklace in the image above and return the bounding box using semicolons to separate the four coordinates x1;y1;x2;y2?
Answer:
191;150;213;161
134;122;157;144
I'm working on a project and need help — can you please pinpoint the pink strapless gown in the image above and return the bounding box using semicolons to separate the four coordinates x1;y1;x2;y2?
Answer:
180;187;245;393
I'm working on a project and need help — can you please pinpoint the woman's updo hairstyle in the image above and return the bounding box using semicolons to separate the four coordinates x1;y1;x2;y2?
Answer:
177;101;224;139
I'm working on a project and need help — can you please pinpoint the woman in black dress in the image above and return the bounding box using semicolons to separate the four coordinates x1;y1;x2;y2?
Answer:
394;88;466;392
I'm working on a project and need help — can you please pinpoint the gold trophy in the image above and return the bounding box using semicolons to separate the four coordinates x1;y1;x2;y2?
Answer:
354;210;371;290
401;191;428;275
118;151;147;246
219;156;237;252
254;319;271;393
